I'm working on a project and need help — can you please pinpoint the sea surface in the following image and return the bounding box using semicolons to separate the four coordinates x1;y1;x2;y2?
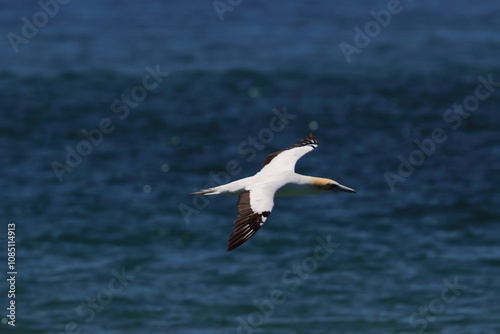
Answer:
0;1;499;333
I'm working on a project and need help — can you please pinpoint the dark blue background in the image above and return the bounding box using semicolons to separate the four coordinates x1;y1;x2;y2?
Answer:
0;1;499;333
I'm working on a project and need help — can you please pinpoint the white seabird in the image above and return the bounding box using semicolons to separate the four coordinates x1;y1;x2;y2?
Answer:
190;133;355;251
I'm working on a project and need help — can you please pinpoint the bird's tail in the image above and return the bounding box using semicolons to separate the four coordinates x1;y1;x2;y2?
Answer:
189;178;248;196
188;188;217;195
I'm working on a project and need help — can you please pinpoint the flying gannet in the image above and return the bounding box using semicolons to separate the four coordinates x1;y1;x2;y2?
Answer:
190;133;355;251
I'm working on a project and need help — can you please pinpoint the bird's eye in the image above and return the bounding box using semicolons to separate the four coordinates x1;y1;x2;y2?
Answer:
328;184;339;190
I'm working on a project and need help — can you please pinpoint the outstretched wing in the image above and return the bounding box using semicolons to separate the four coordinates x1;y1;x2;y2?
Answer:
260;133;318;172
227;187;275;251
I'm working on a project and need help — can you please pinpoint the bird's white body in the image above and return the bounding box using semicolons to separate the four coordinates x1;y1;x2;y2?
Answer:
204;172;332;198
190;134;355;251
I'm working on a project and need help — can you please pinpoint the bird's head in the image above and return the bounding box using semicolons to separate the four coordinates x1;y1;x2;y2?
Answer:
313;178;356;193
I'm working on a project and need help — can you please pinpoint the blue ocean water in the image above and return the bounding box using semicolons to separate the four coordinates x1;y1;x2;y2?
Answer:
0;1;499;333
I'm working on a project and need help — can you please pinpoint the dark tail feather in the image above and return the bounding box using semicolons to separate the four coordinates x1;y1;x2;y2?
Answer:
188;189;216;195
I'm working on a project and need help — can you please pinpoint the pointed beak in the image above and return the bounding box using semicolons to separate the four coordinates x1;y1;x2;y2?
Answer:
337;184;356;193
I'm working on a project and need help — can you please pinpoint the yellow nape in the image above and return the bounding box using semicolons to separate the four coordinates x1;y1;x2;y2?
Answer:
309;177;336;189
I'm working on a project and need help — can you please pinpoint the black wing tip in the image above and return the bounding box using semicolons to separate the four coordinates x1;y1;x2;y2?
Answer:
226;236;247;252
226;217;261;252
304;133;317;144
226;237;252;252
226;193;269;252
226;245;241;252
288;133;318;149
